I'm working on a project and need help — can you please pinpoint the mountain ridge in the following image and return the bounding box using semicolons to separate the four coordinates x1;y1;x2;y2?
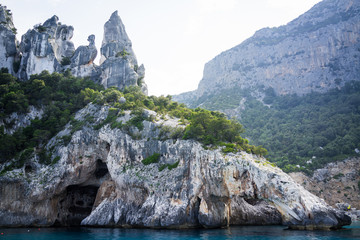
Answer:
174;0;360;104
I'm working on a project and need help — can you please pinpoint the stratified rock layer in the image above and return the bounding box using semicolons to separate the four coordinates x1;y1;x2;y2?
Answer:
0;104;350;229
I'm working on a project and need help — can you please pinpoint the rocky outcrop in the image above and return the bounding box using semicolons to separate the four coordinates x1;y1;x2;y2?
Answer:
99;11;147;93
18;15;75;79
0;105;43;135
70;34;101;80
174;0;360;102
0;6;146;93
0;5;18;75
0;104;350;229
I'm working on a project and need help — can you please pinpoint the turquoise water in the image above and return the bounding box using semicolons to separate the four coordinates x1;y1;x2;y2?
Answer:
1;223;359;240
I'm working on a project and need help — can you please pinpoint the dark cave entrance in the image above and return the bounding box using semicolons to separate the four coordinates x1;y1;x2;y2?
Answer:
56;185;99;226
95;159;109;178
55;159;110;226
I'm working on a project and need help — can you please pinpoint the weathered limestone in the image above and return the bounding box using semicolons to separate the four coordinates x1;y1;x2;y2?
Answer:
17;15;76;79
99;11;146;92
0;104;351;229
0;6;18;75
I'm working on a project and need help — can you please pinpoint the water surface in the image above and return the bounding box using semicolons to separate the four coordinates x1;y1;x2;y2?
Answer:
1;222;359;240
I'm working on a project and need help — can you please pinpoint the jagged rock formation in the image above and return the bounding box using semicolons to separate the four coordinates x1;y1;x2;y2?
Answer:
174;0;360;103
0;8;146;92
0;104;350;229
99;11;147;94
70;34;101;80
0;5;18;75
18;15;74;79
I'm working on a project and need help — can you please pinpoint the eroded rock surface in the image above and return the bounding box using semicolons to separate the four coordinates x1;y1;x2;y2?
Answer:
99;11;146;92
0;6;146;93
0;104;350;229
0;6;18;75
18;15;75;79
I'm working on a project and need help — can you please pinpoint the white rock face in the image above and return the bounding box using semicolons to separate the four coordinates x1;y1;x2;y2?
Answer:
99;11;146;92
0;6;147;94
0;106;44;134
0;6;18;75
18;15;76;79
0;104;350;229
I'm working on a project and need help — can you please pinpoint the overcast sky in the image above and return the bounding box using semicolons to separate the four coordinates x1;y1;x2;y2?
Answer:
2;0;321;96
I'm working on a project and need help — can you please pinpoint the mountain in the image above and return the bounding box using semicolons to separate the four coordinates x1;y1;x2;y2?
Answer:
173;0;360;169
0;5;351;229
175;0;360;103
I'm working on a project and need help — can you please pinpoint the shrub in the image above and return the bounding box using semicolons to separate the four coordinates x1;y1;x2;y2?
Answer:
142;153;160;165
36;25;47;33
333;173;345;179
167;160;179;170
158;161;179;171
60;57;71;66
116;49;129;58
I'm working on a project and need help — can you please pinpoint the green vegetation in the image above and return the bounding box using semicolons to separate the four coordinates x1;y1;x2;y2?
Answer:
159;161;179;171
142;153;161;165
116;48;130;58
60;57;71;66
333;173;345;179
186;81;360;173
0;70;266;173
0;70;103;165
36;25;47;33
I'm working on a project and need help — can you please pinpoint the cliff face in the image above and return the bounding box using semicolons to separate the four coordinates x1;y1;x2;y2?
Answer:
0;9;146;93
172;0;360;209
0;6;18;75
0;104;350;229
174;0;360;103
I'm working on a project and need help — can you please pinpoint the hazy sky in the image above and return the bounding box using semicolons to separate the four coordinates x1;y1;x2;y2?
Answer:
2;0;321;96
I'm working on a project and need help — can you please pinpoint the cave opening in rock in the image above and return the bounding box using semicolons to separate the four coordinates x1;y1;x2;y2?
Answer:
95;159;109;178
55;185;99;226
54;160;110;226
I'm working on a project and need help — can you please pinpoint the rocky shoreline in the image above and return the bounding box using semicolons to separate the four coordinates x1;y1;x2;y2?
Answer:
0;104;351;229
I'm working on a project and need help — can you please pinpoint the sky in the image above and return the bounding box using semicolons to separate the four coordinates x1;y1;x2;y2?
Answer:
2;0;322;96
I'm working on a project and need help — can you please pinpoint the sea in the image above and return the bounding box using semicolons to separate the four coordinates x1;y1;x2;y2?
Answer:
1;222;359;240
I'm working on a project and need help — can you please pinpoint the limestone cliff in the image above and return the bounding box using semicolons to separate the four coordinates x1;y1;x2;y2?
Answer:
0;104;350;229
0;5;18;75
0;8;145;92
174;0;360;103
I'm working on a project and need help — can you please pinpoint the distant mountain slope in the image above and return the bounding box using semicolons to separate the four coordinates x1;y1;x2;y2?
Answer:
174;0;360;105
173;0;360;172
